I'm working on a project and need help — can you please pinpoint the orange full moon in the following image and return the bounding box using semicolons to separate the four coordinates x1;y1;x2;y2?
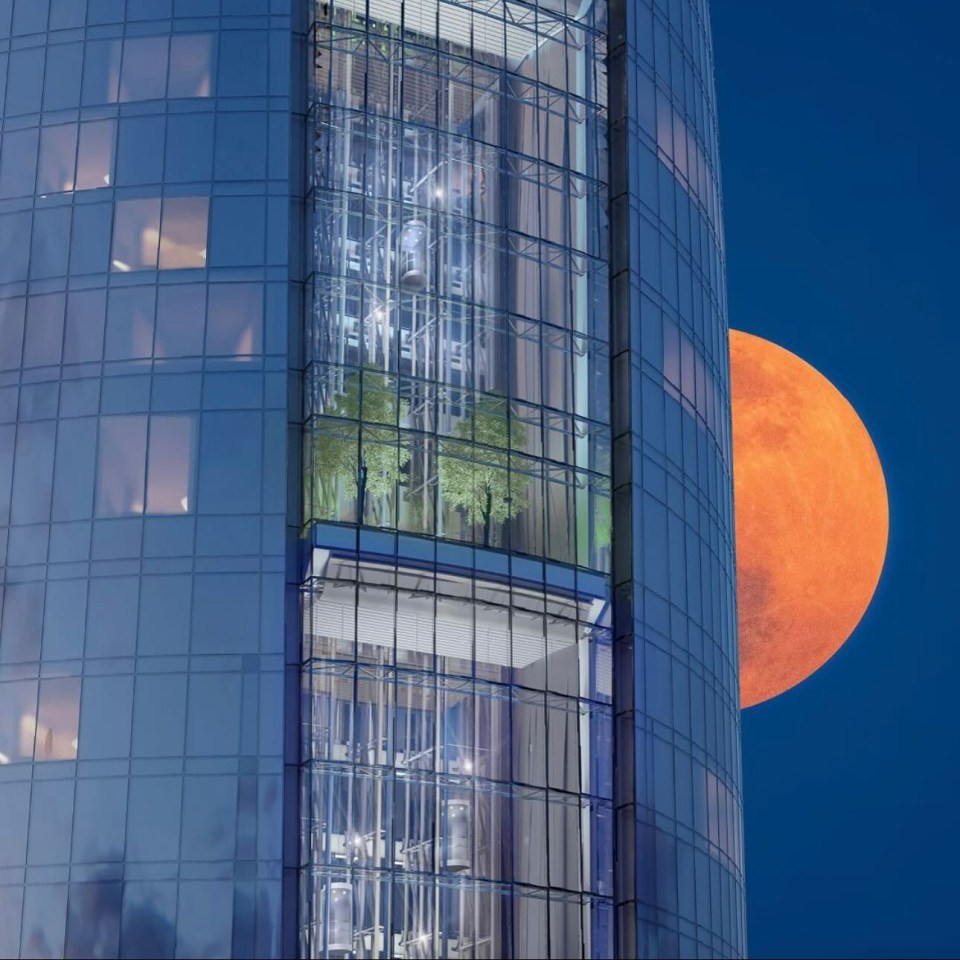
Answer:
730;330;889;708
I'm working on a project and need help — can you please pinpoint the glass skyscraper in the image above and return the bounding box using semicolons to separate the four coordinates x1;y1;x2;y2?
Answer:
0;1;744;958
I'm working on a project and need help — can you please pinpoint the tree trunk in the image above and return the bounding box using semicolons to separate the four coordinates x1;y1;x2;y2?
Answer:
482;488;492;547
358;463;368;524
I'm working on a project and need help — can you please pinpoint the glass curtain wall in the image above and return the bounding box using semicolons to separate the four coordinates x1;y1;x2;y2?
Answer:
304;0;612;956
0;2;297;957
607;0;746;956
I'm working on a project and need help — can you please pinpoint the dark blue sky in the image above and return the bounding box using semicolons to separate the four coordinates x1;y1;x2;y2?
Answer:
711;1;960;956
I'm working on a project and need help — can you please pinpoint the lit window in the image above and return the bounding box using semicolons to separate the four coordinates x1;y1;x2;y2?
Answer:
146;416;196;513
96;415;148;516
75;119;115;190
96;414;197;516
0;680;37;764
158;197;209;269
112;197;208;272
34;678;80;762
111;198;161;272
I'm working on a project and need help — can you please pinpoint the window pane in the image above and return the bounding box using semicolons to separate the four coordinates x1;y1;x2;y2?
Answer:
196;411;261;513
181;775;237;860
138;575;192;655
63;289;106;363
105;285;155;360
0;885;22;957
29;206;71;279
132;674;187;757
35;676;80;761
72;778;128;863
86;576;138;658
5;47;44;116
0;211;31;283
37;123;78;194
121;882;176;959
0;126;39;198
70;202;113;275
168;34;213;97
81;38;121;105
42;578;88;660
20;885;67;959
11;420;55;523
126;776;182;862
164;113;213;183
0;782;30;867
23;293;64;367
27;779;75;865
158;196;208;269
78;675;133;759
96;415;147;516
147;415;196;513
52;417;97;522
75;119;115;190
116;115;165;186
0;679;37;763
155;284;205;357
186;672;241;755
0;297;25;370
120;36;169;102
112;198;161;272
43;40;83;111
206;283;262;356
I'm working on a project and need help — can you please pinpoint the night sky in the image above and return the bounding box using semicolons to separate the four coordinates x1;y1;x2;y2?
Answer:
711;1;960;956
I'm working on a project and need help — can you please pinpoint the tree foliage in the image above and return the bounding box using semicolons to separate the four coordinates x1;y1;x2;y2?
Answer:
438;395;528;542
311;366;409;520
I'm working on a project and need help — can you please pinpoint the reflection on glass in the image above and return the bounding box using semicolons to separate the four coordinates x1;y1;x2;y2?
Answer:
112;197;209;272
0;680;38;764
37;124;79;194
169;34;214;98
146;416;196;514
0;127;38;199
112;198;161;271
96;415;147;516
81;38;122;106
158;197;209;269
301;552;614;956
206;283;262;356
156;284;206;357
75;119;115;190
106;286;155;360
119;36;169;103
34;678;80;762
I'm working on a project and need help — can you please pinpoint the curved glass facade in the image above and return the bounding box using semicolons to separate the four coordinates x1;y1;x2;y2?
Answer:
0;0;743;957
608;0;745;955
303;0;614;956
0;2;299;957
303;0;743;958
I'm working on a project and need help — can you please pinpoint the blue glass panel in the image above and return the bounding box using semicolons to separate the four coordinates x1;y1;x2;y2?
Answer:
72;777;127;863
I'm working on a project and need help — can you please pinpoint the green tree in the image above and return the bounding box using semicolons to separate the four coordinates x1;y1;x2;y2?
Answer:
438;395;528;546
311;367;410;523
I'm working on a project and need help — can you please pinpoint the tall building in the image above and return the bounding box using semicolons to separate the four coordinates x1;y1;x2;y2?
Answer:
0;1;744;958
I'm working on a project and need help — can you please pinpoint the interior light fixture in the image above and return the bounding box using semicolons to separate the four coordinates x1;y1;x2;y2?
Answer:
112;259;132;272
